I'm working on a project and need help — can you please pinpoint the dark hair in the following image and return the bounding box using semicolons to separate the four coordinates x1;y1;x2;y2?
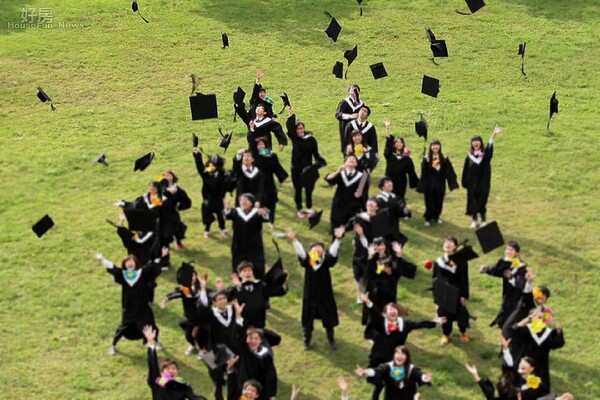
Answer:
207;154;224;169
160;358;178;372
309;241;325;251
521;356;537;370
378;176;392;189
347;129;364;147
470;135;484;153
373;237;386;246
393;137;406;153
121;255;141;270
497;370;518;399
237;260;254;274
243;379;263;395
258;87;266;93
506;241;521;253
164;170;178;183
295;121;305;130
428;139;444;166
349;83;360;93
149;181;164;195
538;285;551;299
246;327;264;339
359;106;371;116
393;346;411;386
239;192;256;205
444;236;458;247
384;302;408;317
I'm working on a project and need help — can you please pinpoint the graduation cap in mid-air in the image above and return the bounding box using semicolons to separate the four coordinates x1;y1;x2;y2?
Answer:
369;62;388;80
134;152;154;172
344;45;358;79
547;92;559;130
425;27;437;43
36;87;56;111
265;240;288;289
456;0;486;15
93;151;108;166
415;114;428;141
32;214;54;238
190;93;218;121
308;210;323;229
192;133;199;148
370;208;397;238
176;262;196;287
221;32;229;49
518;42;527;76
332;61;344;79
324;12;341;42
475;221;505;253
421;75;440;98
131;0;149;23
124;208;158;232
218;128;232;152
430;40;448;58
279;93;291;114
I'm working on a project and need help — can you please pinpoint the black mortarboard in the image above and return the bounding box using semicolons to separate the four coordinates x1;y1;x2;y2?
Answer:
415;114;428;141
301;163;320;188
549;91;559;118
332;61;344;79
131;0;149;23
398;259;417;279
430;40;448;58
134;151;154;172
448;244;479;265
93;151;108;166
32;214;54;238
421;75;440;98
518;42;526;57
425;27;437;43
370;209;396;238
475;221;505;253
279;93;291;114
192;133;199;148
190;74;198;96
369;62;388;80
124;208;158;232
308;209;323;229
265;258;287;289
433;278;459;314
177;262;195;286
344;45;358;66
263;328;282;347
218;128;232;152
233;86;246;107
466;0;486;13
36;87;56;111
222;32;229;48
324;14;341;42
190;93;218;120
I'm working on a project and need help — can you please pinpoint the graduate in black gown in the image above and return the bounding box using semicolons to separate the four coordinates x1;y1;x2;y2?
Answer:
335;84;365;153
143;325;207;400
383;118;419;200
285;107;327;218
345;130;379;205
286;226;345;350
247;104;287;154
193;149;229;238
465;361;520;400
416;140;458;226
114;209;158;266
344;105;378;154
248;70;275;120
161;170;192;248
95;247;168;355
324;155;364;232
479;241;528;329
432;236;471;345
355;346;432;400
462;125;502;228
224;194;270;278
253;138;289;225
360;294;444;400
351;198;380;303
232;150;266;207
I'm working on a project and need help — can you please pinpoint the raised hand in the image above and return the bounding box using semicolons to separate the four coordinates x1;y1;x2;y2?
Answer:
333;225;346;239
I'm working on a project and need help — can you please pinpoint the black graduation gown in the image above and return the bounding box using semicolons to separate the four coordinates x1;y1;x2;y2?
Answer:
351;212;375;283
335;97;365;152
225;207;269;278
232;158;266;206
345;119;379;153
285;114;327;171
508;324;565;392
116;227;158;265
164;185;192;241
371;362;430;400
253;152;288;221
461;142;494;216
363;256;402;323
384;136;419;199
232;280;287;329
325;169;364;230
417;155;459;221
483;258;528;328
366;306;436;365
432;255;470;329
249;82;275;120
247;117;288;154
107;261;161;338
298;250;339;329
147;347;206;400
476;376;519;400
193;152;228;226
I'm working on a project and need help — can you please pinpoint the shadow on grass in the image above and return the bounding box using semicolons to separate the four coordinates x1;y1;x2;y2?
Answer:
0;2;38;36
502;0;600;22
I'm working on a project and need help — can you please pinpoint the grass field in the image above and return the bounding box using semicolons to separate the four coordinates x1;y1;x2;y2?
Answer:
1;0;599;399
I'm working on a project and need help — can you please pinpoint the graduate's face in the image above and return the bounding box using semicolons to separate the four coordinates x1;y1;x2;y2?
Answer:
385;305;399;320
213;294;228;310
295;124;305;137
366;200;379;215
256;105;266;117
382;180;393;192
124;259;137;270
258;90;266;100
352;133;363;145
310;244;324;257
239;196;253;210
256;141;266;150
148;184;158;195
242;385;259;400
471;140;482;151
443;239;457;255
431;143;441;154
358;107;369;120
239;267;254;282
393;349;407;365
242;152;254;166
518;359;534;375
394;139;404;151
504;246;518;259
162;363;178;378
345;157;357;169
375;241;387;254
163;172;174;184
247;332;261;351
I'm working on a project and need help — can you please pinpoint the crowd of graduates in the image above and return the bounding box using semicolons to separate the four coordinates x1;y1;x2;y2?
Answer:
94;74;573;400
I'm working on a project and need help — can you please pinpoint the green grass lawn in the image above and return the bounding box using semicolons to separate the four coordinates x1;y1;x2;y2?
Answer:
1;0;599;398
